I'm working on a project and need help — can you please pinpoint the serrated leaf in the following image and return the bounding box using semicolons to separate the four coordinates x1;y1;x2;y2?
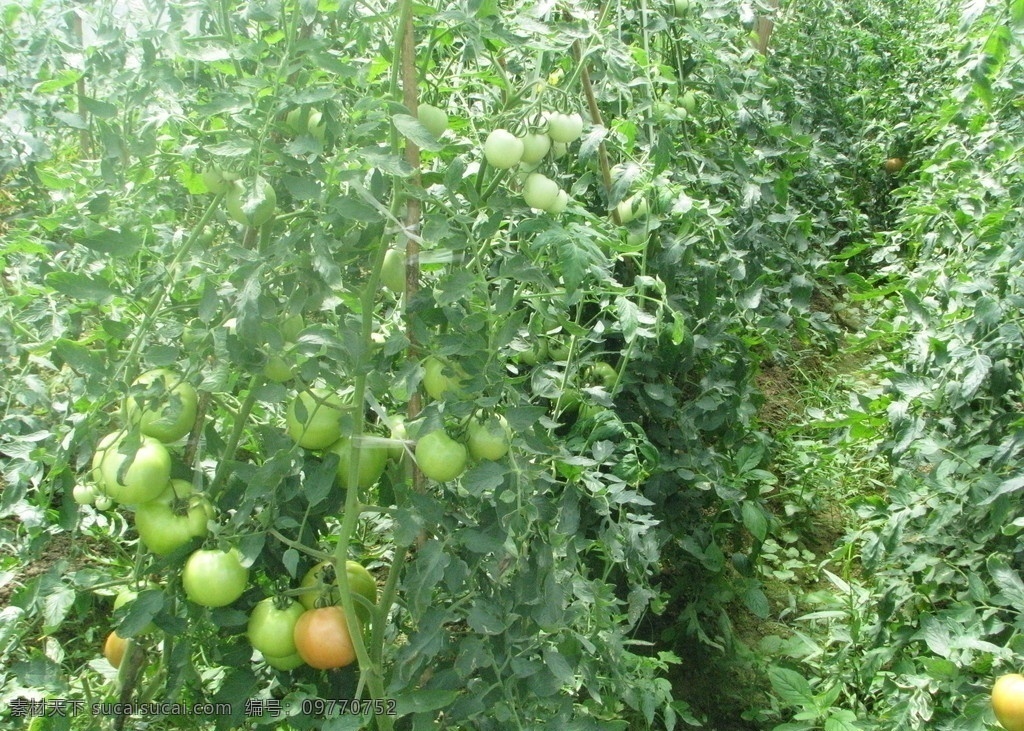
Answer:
981;473;1024;504
75;224;144;257
392;113;444;152
45;271;116;302
54;338;102;373
988;555;1024;606
743;584;770;618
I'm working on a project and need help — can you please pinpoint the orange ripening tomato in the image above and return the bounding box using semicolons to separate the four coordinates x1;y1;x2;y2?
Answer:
293;606;356;670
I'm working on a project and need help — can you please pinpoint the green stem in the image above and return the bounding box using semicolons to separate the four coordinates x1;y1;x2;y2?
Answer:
118;193;224;384
208;372;263;499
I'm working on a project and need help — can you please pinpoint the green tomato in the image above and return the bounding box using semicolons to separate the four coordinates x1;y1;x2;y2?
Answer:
306;110;326;141
467;415;512;461
96;433;172;505
94;494;114;510
201;168;233;195
381;248;406;293
520;132;552;164
523;173;561;212
264;651;306;670
587;361;618;389
417;103;449;137
415;430;468;482
327;436;390;490
680;90;696;113
616;195;649;224
518;338;548;366
148;478;195;505
124;368;198;444
388;416;408;461
280;313;305;342
247;597;306;658
548;189;569;214
225;175;276;227
263;354;294;383
298;560;377;623
182;548;249;608
545;112;584;143
483;129;524;169
422;356;467;400
134;494;210;555
286;389;349;450
73;483;97;506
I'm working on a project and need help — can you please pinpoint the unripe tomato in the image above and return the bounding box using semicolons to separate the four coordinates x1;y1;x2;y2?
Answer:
104;631;128;668
993;674;1024;731
247;598;306;659
388;416;408;462
483;129;524;169
286;389;349;450
523;173;561;212
298;560;377;621
381;248;406;293
96;433;172;505
467;415;512;461
124;369;198;444
264;651;305;671
134;493;210;555
616;195;649;224
417;103;449;137
551;141;568;160
280;313;305;342
225;175;276;227
306;110;326;141
73;483;97;506
182;548;248;608
415;430;468;482
545;112;584;143
672;0;692;17
680;90;696;113
520;132;552;164
548;189;569;214
263;354;294;383
884;157;906;173
293;606;355;670
422;357;467;400
327;436;389;490
201;168;234;195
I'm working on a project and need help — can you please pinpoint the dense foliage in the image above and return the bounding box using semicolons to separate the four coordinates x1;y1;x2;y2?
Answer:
1;0;1023;729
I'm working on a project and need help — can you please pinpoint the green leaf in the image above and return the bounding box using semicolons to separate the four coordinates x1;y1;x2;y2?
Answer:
74;224;144;257
741;501;768;542
393;690;461;716
392;113;444;152
988;555;1024;606
53;339;102;373
45;271;116;302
